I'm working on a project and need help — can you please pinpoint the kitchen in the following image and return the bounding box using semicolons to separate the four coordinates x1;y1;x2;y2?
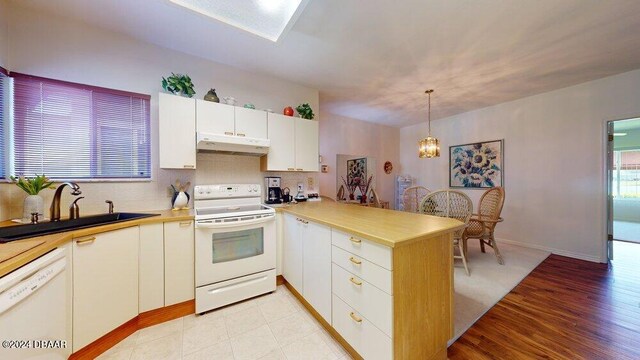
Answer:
3;1;640;360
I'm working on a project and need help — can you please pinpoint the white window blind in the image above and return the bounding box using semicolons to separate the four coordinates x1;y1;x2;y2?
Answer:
0;71;6;179
12;74;151;180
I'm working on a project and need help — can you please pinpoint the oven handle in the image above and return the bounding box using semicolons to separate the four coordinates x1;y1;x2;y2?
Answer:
195;215;274;229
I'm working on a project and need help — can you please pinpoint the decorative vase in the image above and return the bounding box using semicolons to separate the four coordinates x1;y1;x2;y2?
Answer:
204;88;220;103
360;195;367;204
172;191;189;210
349;193;355;201
284;106;294;116
23;194;44;222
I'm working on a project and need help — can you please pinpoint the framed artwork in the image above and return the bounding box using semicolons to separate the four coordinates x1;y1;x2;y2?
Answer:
347;157;367;187
450;139;503;188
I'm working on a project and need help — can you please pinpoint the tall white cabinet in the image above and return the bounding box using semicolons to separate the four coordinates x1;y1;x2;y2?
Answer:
159;93;196;169
261;114;319;172
164;220;195;306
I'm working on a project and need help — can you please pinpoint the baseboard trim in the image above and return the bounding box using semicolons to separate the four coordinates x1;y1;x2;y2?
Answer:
496;238;603;263
69;299;195;359
276;274;285;285
283;280;363;360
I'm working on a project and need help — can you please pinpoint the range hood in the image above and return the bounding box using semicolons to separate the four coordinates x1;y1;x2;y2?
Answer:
196;132;270;155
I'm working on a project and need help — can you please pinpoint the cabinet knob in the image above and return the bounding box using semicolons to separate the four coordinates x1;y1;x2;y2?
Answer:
349;236;362;244
76;236;96;245
287;168;295;171
179;221;192;227
183;164;195;169
236;133;246;137
224;132;234;136
296;168;303;171
349;312;363;323
349;256;362;265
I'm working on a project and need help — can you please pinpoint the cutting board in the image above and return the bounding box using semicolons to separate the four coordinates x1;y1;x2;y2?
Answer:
0;239;46;263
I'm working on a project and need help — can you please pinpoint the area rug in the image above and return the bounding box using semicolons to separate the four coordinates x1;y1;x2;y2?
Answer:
450;242;550;344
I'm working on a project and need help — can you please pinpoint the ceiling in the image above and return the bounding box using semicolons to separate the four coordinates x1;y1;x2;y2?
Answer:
13;0;640;127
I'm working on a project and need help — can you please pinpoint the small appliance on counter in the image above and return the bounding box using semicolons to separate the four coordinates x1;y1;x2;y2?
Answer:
282;187;292;203
307;192;320;201
264;177;282;205
294;182;308;202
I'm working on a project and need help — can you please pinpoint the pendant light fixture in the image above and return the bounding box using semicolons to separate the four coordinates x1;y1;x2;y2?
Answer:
418;89;440;158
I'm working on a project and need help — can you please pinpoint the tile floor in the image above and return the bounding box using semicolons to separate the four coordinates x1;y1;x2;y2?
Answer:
97;285;352;360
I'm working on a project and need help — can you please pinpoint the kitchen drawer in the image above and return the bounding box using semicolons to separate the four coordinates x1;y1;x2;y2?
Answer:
332;294;393;360
331;229;392;270
332;264;393;337
332;245;393;295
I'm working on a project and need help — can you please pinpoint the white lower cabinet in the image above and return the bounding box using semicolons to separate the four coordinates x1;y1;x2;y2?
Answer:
302;220;332;324
282;214;303;293
139;223;165;312
332;294;393;360
72;226;139;351
164;220;195;306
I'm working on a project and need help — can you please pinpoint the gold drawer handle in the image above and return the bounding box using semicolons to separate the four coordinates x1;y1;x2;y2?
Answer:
349;236;362;244
287;167;295;171
76;236;96;245
224;132;234;135
349;256;362;265
296;168;303;171
237;133;246;137
349;277;362;286
179;221;192;227
349;312;363;323
183;164;195;169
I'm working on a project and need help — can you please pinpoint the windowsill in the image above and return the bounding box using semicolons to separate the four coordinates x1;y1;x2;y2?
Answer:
0;178;153;184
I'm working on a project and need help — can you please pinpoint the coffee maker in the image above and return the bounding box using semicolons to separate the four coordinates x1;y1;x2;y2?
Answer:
264;177;282;204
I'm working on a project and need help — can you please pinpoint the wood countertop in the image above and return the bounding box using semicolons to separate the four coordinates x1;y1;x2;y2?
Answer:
275;200;464;248
0;209;194;277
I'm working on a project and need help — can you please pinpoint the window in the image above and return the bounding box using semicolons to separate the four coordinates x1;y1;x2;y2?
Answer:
11;73;151;180
613;150;640;199
0;69;7;179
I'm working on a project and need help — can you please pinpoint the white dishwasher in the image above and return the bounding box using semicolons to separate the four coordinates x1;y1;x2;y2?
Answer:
0;247;71;360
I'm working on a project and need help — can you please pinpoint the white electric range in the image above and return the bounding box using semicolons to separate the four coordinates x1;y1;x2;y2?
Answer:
193;184;276;314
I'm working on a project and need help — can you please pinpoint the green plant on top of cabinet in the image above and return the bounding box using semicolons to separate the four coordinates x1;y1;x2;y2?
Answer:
72;226;139;352
159;92;196;169
196;99;267;139
261;113;319;172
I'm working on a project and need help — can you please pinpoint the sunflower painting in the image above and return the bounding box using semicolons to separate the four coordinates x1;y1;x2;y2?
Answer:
450;140;503;188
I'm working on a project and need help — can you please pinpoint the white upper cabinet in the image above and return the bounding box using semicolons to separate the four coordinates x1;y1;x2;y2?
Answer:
235;107;267;139
262;114;319;172
196;99;267;139
262;113;296;171
159;93;196;169
295;118;319;171
196;99;235;135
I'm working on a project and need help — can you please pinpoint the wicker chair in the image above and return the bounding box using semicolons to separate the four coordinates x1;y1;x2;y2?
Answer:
336;185;345;201
420;190;473;276
463;187;505;265
370;189;382;208
402;186;430;213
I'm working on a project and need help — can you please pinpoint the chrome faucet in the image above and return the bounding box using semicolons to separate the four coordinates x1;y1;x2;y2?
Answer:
50;182;82;221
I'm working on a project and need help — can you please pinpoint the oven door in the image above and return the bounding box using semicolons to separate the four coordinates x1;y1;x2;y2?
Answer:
195;213;276;287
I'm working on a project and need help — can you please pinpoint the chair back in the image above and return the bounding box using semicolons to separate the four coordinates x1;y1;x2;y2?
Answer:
478;187;505;231
370;189;381;208
402;186;430;212
337;185;345;201
420;190;473;238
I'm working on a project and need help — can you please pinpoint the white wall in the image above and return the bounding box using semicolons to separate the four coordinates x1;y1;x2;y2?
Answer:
0;0;8;68
0;4;319;219
319;111;400;207
400;69;640;263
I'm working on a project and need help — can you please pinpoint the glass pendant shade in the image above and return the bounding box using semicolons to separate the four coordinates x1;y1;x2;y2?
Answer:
418;136;440;158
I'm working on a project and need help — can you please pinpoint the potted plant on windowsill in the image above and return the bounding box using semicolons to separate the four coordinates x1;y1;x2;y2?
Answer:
10;174;56;222
161;73;196;98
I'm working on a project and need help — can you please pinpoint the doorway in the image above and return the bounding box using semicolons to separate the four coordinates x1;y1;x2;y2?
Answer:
607;117;640;259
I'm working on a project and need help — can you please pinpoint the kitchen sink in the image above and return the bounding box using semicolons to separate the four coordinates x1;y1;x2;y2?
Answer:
0;212;159;243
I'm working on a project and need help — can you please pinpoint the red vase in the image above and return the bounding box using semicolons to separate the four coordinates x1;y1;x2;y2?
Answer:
360;195;367;204
284;106;294;116
349;194;355;200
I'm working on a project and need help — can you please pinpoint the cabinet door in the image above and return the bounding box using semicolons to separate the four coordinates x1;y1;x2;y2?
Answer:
295;118;319;171
159;93;196;169
139;223;164;312
282;214;303;293
72;227;139;351
262;113;295;171
164;220;195;306
235;107;267;138
302;220;332;324
196;99;235;135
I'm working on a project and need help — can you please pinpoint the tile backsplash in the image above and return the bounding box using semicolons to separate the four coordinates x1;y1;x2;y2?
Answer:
0;153;319;221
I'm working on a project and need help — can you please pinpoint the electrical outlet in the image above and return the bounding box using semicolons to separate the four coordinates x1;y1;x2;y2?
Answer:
307;177;314;190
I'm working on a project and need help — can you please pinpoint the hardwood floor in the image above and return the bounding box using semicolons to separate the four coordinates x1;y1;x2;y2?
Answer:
448;242;640;360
